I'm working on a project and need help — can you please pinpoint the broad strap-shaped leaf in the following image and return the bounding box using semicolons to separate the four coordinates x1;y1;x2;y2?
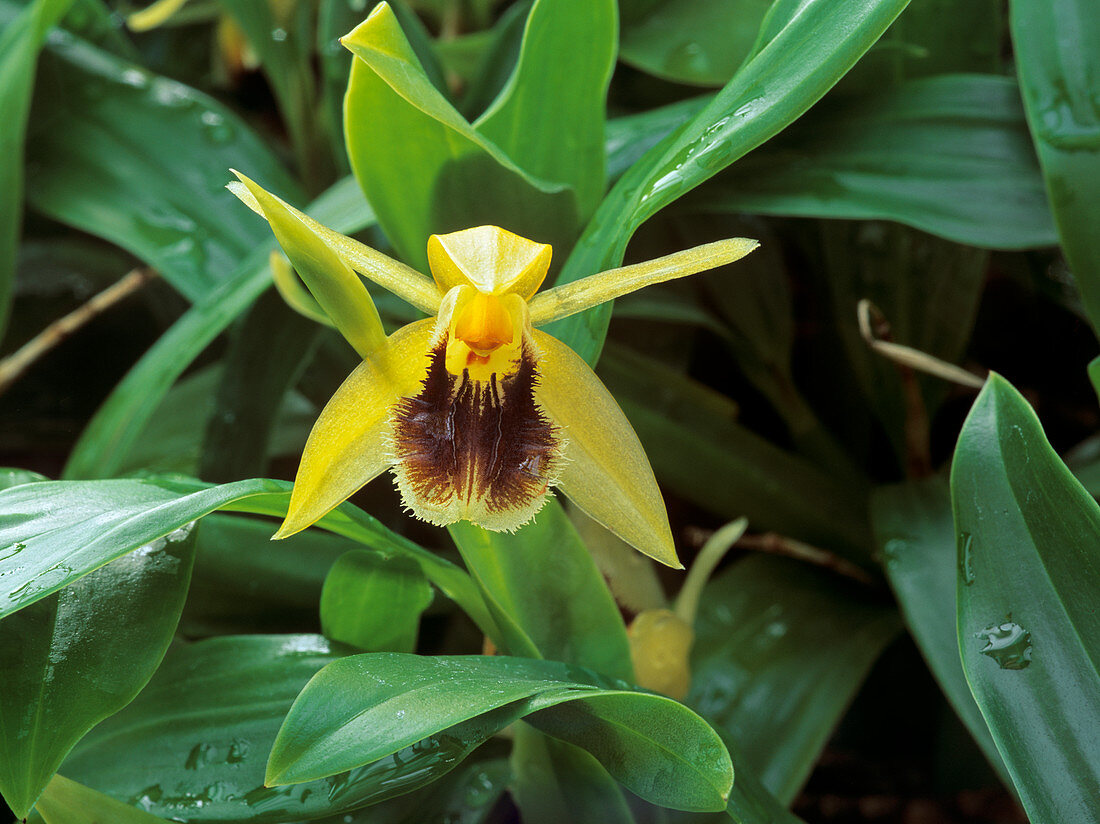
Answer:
62;176;374;481
1010;0;1100;338
690;74;1056;251
688;555;898;804
0;0;74;337
0;477;494;643
548;0;913;364
619;0;770;87
59;635;485;822
320;549;433;653
870;478;1009;784
474;0;615;220
951;374;1100;820
449;500;634;680
511;725;636;824
23;22;299;302
268;654;733;812
597;345;873;561
343;1;576;270
0;521;195;817
33;775;167;824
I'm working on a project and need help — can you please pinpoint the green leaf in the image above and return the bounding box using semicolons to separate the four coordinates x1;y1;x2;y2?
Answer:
951;374;1100;820
33;775;168;824
474;0;615;221
342;1;575;270
689;75;1057;251
61;175;374;480
816;221;987;467
0;520;195;817
0;0;74;338
0;477;493;643
448;500;634;681
1010;0;1100;338
619;0;770;87
549;0;913;363
59;635;473;821
267;653;733;812
597;345;873;560
511;725;635;824
218;0;335;189
870;478;1009;784
23;23;300;302
320;549;433;653
687;556;898;804
199;292;323;482
182;512;352;636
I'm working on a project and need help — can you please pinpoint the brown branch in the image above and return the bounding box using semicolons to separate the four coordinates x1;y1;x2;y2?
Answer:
735;532;877;587
0;267;157;397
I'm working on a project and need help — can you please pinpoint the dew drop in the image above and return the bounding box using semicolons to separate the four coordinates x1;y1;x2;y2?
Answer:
120;67;150;89
271;28;288;42
185;742;216;769
200;111;236;145
226;738;250;763
0;543;26;561
976;619;1032;670
958;532;975;585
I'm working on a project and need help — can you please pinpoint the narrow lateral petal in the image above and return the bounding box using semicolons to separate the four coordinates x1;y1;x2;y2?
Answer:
227;173;442;315
531;329;681;568
527;238;759;326
274;319;436;539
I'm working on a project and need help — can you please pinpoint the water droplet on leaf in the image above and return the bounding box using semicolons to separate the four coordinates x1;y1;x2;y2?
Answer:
976;619;1032;670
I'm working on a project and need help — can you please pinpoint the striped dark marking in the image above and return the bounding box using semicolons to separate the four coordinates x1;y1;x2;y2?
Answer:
391;339;558;520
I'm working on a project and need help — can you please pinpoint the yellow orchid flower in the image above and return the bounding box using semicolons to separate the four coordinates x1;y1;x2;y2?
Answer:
228;172;757;568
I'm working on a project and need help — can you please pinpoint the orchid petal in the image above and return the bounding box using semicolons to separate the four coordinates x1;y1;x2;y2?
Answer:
233;171;385;358
531;329;681;568
527;238;759;326
227;173;442;315
428;226;552;298
273;319;436;540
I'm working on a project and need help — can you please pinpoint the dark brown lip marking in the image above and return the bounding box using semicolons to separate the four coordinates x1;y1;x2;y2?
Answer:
391;338;559;522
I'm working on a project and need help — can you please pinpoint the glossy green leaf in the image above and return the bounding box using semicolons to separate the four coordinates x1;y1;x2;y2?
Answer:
951;374;1100;820
343;1;575;270
320;549;433;653
0;520;195;817
0;0;74;337
816;220;987;467
605;96;710;182
667;729;807;824
619;0;770;87
183;512;353;636
511;725;635;824
62;176;374;480
598;345;873;560
839;0;1002;88
448;500;634;681
549;0;913;364
22;23;300;302
690;75;1056;250
870;478;1009;783
0;477;493;642
687;555;898;804
1011;0;1100;337
268;653;732;812
59;635;486;821
199;293;322;482
33;775;167;824
218;0;334;189
474;0;615;221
